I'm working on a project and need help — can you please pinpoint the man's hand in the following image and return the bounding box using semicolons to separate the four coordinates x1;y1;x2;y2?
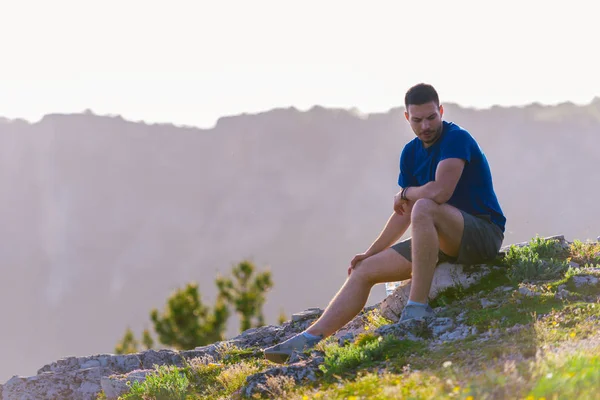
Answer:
348;253;370;276
393;192;409;215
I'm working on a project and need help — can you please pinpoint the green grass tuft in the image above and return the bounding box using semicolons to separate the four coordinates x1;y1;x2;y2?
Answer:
503;236;570;283
319;334;426;378
121;365;191;400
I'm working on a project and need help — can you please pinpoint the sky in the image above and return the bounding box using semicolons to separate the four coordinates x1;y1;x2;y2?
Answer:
0;0;598;128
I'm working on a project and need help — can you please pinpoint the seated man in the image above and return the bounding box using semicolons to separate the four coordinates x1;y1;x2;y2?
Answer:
264;83;506;364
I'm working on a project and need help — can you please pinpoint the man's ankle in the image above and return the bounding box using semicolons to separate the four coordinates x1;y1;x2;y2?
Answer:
407;299;428;307
303;331;323;340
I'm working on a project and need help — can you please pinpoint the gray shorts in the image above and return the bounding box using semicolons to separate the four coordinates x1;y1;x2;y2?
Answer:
391;210;504;266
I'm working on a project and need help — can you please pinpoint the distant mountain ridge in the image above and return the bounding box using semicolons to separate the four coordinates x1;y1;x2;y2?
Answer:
1;99;599;382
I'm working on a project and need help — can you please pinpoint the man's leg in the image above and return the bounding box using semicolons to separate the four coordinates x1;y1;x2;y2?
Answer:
409;199;464;304
264;248;411;363
306;248;412;338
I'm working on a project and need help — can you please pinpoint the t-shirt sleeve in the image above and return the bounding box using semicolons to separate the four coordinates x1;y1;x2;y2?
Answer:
439;129;473;163
397;145;414;187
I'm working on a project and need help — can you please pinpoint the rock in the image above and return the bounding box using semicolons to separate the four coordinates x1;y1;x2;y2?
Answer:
243;355;324;398
506;324;526;334
555;289;570;300
480;298;497;309
438;325;476;342
37;354;142;375
101;370;153;400
291;308;323;322
569;261;580;268
374;319;430;341
337;332;356;346
429;318;454;336
518;287;540;297
573;275;599;287
379;263;490;322
2;367;113;400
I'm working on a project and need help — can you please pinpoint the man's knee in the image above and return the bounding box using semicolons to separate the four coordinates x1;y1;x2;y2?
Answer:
411;198;438;222
349;258;379;285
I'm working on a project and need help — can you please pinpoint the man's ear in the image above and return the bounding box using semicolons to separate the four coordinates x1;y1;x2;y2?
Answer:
404;111;409;121
439;104;444;116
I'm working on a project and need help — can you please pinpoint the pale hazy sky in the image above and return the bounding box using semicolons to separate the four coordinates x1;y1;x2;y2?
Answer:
0;0;598;128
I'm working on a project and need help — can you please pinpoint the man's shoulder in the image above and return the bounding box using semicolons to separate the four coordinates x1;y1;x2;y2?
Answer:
442;121;477;143
444;121;471;135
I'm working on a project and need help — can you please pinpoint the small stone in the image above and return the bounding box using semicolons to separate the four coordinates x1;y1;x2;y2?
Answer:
337;332;355;346
429;318;454;336
518;287;540;297
480;298;497;309
506;324;525;333
456;311;467;322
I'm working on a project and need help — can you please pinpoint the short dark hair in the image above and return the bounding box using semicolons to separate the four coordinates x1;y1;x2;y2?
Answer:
404;83;440;109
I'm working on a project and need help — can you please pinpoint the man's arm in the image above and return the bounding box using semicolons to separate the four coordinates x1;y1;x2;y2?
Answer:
402;158;465;204
364;205;413;256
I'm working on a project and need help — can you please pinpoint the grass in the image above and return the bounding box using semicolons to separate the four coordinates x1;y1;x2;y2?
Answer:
569;239;600;266
503;236;570;283
113;344;270;400
317;334;427;378
528;349;600;399
120;365;189;400
98;235;600;399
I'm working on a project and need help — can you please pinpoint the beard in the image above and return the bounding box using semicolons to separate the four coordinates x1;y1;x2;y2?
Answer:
419;126;442;144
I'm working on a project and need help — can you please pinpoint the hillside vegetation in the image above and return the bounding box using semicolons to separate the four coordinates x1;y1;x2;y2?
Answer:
99;236;600;400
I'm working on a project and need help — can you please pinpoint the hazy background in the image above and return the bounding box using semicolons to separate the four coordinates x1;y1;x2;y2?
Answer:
0;0;599;384
1;101;599;382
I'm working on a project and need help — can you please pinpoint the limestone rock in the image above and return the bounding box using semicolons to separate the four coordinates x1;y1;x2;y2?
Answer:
480;298;497;309
101;370;153;400
379;263;491;322
2;367;113;400
518;287;541;297
573;275;599;287
291;308;323;322
243;355;324;398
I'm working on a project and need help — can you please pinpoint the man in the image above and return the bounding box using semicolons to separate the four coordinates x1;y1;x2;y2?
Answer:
264;83;506;364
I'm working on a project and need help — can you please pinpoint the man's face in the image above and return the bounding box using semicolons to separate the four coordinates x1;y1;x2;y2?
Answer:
405;102;444;147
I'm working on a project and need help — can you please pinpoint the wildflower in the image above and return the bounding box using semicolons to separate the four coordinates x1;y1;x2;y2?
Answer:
453;386;461;393
443;361;452;368
569;332;576;338
546;372;553;379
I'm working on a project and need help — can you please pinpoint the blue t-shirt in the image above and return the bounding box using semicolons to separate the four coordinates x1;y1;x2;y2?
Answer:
398;121;506;233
